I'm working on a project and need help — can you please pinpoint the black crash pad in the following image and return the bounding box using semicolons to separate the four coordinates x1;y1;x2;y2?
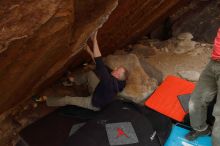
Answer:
18;106;98;146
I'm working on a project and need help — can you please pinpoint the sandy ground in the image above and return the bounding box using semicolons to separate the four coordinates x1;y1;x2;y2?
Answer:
145;46;211;79
0;38;213;146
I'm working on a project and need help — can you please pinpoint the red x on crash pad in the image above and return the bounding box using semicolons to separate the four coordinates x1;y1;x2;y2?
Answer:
145;75;195;122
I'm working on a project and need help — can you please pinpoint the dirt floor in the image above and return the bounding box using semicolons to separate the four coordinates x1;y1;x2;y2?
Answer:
0;37;213;146
145;44;212;79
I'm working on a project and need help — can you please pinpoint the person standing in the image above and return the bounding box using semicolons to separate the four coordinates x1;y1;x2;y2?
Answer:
185;28;220;146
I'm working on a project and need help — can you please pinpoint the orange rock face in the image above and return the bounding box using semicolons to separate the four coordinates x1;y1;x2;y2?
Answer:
0;0;188;113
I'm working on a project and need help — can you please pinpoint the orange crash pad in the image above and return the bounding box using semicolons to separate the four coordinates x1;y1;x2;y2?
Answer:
145;75;195;122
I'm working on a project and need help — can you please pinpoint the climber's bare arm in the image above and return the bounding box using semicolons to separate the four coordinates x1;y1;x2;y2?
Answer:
91;31;102;57
85;44;95;63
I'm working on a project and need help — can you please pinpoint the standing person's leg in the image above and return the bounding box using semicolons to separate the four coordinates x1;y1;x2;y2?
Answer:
212;62;220;146
212;115;220;146
186;61;217;140
46;95;99;111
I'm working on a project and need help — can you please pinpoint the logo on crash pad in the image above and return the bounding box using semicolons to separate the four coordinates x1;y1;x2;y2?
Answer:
105;122;139;145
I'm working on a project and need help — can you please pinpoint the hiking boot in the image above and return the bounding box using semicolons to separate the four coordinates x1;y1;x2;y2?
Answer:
185;126;211;141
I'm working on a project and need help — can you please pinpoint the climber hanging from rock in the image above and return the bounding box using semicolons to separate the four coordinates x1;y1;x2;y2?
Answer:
33;30;128;111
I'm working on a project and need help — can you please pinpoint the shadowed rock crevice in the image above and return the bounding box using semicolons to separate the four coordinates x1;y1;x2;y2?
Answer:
172;0;220;43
